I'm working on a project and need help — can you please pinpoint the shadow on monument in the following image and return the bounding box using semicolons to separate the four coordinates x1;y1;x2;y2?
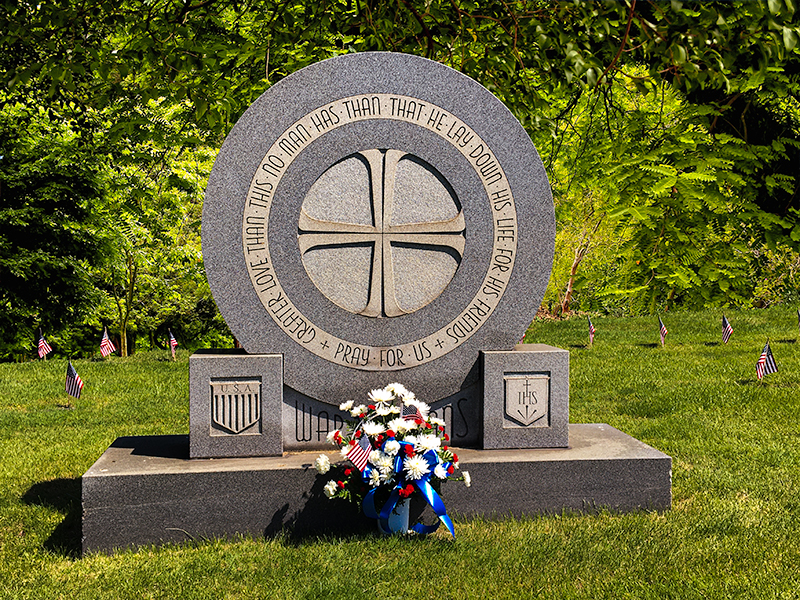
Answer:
263;476;374;544
263;477;434;544
22;477;81;558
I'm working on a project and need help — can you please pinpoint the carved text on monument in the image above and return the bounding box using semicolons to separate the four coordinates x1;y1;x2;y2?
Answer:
243;94;518;370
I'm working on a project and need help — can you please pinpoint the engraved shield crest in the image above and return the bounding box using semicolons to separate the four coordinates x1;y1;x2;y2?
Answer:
504;375;549;427
211;379;261;434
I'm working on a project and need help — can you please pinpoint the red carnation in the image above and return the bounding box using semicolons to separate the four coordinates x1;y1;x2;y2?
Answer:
344;468;353;477
376;434;384;444
415;418;423;425
447;465;454;475
337;481;345;489
425;422;432;429
452;453;459;463
368;404;376;410
386;430;395;438
403;445;415;457
443;445;449;451
438;426;444;432
349;439;356;446
443;433;450;441
398;484;414;498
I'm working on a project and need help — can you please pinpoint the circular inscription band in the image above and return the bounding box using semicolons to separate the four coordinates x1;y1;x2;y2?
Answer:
243;93;518;371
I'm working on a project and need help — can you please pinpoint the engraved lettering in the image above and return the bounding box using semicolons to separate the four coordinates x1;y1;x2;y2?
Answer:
390;97;425;121
260;155;285;177
491;247;514;273
295;401;312;442
317;410;330;441
491;188;512;211
379;348;406;367
334;342;370;365
426;107;448;131
496;217;515;242
446;122;474;148
412;341;432;362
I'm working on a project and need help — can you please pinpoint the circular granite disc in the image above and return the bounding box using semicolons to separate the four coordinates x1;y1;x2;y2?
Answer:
203;52;554;405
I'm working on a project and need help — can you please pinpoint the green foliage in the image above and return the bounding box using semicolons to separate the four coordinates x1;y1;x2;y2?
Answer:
2;0;800;343
0;104;107;356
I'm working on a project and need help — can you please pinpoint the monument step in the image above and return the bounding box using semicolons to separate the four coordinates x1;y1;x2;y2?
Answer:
82;423;671;554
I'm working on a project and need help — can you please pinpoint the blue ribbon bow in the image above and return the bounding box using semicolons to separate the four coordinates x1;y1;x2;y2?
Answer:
361;439;456;537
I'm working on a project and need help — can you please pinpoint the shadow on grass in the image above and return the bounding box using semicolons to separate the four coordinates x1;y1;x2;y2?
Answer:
568;344;589;350
22;477;81;559
635;343;659;349
775;339;797;344
264;478;440;546
704;342;720;347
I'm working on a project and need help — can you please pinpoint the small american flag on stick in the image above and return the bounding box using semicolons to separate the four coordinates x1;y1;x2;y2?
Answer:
346;433;372;472
168;329;178;359
722;315;733;344
402;403;423;421
37;331;52;359
658;316;668;347
588;317;596;346
65;361;84;399
756;341;778;381
100;327;116;357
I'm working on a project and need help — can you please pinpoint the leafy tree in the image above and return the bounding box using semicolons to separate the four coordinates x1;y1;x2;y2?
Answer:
0;103;107;356
2;0;800;324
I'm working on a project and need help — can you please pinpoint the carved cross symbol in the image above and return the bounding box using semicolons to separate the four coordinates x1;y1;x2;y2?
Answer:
298;149;466;317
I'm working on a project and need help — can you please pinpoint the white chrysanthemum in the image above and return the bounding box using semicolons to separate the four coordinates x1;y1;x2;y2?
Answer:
373;454;395;473
361;421;385;436
416;434;441;452
403;435;419;447
339;401;354;411
369;470;382;487
340;445;351;458
400;390;416;402
463;471;471;487
403;455;431;480
368;449;383;464
384;382;408;397
429;417;445;427
388;405;401;414
326;430;340;445
387;418;406;433
375;404;393;416
368;388;394;404
323;480;338;498
384;439;400;456
350;404;367;417
434;464;448;479
314;454;330;474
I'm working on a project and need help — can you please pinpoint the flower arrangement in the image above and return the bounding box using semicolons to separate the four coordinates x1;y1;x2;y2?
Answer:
314;383;470;537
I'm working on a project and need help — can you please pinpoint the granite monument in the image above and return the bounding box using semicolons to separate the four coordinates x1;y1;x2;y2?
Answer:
82;53;671;553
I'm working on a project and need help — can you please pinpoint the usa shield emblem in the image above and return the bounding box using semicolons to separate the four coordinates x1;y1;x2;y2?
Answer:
211;379;261;434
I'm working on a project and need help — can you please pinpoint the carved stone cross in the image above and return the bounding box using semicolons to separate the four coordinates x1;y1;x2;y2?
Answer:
298;149;466;317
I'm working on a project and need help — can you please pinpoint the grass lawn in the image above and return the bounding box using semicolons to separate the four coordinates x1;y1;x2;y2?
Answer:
1;307;798;599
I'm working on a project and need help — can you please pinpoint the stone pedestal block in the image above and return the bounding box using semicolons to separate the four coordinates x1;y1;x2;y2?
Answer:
81;424;671;554
189;351;283;458
482;344;569;449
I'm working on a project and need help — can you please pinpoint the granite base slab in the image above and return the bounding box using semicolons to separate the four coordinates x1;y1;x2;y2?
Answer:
81;424;671;554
